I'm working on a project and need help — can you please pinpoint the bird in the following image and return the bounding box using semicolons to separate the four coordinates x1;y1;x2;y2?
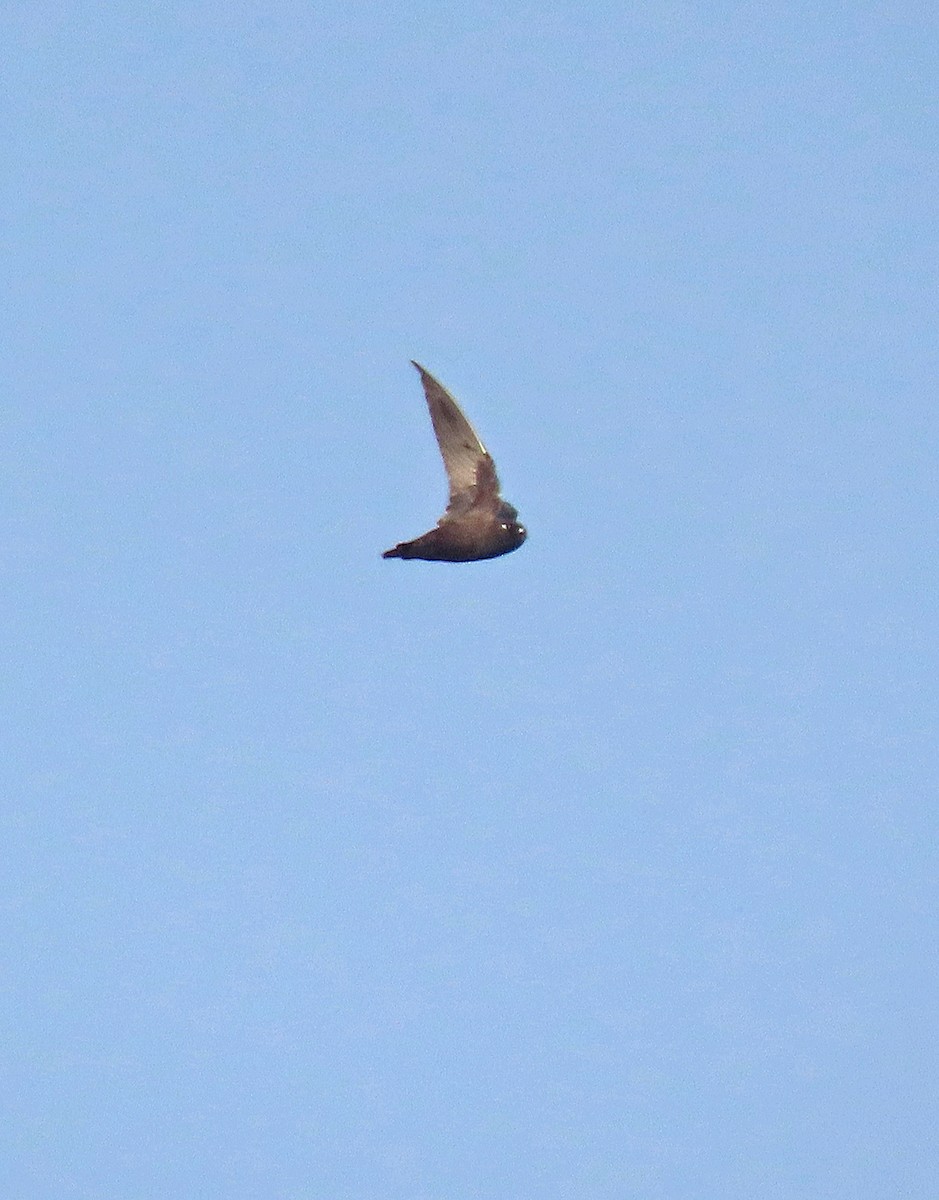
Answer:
382;362;527;562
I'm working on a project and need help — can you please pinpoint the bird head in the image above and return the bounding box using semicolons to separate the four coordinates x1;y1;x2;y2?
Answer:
499;519;527;550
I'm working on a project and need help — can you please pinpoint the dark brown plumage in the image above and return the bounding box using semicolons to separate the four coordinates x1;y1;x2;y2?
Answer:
383;362;527;562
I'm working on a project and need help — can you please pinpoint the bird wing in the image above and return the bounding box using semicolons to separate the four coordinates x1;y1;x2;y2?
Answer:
411;362;501;515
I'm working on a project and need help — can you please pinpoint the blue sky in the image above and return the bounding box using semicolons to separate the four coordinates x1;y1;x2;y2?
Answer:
4;3;937;1197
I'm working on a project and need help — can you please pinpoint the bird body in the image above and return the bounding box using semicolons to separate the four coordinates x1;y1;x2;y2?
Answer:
383;363;526;563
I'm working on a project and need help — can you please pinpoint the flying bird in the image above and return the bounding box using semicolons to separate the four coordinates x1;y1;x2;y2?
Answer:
383;362;527;562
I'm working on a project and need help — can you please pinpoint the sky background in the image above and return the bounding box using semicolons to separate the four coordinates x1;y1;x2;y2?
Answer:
3;3;938;1197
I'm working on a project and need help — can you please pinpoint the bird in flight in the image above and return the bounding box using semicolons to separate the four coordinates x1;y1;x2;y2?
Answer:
383;362;527;562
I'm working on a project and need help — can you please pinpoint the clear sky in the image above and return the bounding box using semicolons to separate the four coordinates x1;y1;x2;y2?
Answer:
4;3;937;1197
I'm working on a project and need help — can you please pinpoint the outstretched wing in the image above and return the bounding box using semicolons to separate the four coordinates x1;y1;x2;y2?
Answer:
411;362;501;514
